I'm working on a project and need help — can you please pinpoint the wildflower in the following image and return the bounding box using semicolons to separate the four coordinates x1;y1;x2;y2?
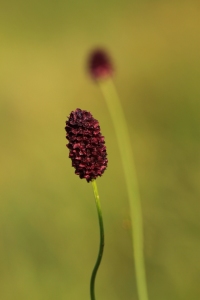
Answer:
65;108;108;182
88;49;113;79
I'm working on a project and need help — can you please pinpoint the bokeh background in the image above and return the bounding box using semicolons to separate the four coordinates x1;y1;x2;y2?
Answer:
1;0;200;299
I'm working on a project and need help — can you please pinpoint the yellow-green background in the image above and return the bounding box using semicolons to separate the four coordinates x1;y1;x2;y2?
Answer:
1;1;200;299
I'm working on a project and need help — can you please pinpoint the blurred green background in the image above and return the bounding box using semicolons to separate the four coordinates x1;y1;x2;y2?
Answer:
1;0;200;299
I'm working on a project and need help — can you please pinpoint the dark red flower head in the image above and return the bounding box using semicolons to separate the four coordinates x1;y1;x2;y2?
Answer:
88;49;113;79
65;108;108;182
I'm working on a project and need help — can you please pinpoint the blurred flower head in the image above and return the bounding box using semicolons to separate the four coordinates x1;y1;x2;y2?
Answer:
65;108;108;182
88;49;113;79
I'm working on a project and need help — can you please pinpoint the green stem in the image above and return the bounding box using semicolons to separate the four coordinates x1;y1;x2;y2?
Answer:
90;180;104;300
98;78;148;300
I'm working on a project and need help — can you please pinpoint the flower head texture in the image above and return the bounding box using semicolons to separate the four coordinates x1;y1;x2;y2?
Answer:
88;49;113;79
65;108;108;182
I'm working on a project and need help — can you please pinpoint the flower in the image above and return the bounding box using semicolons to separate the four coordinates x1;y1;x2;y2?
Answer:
88;49;113;79
65;108;108;182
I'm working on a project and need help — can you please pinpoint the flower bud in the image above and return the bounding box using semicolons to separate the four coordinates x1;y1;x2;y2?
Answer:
88;49;113;79
65;108;108;182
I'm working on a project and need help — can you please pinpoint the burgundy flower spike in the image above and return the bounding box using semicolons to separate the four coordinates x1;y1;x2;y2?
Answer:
65;108;108;182
88;49;113;79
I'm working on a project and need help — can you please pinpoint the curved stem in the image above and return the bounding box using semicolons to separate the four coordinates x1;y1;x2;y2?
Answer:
90;180;104;300
98;78;149;300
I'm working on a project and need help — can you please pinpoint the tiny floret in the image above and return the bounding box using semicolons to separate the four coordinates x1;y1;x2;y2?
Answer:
65;108;108;182
88;49;113;79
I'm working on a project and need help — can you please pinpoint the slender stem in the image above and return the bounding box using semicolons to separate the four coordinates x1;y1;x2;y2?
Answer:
98;78;148;300
90;179;104;300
